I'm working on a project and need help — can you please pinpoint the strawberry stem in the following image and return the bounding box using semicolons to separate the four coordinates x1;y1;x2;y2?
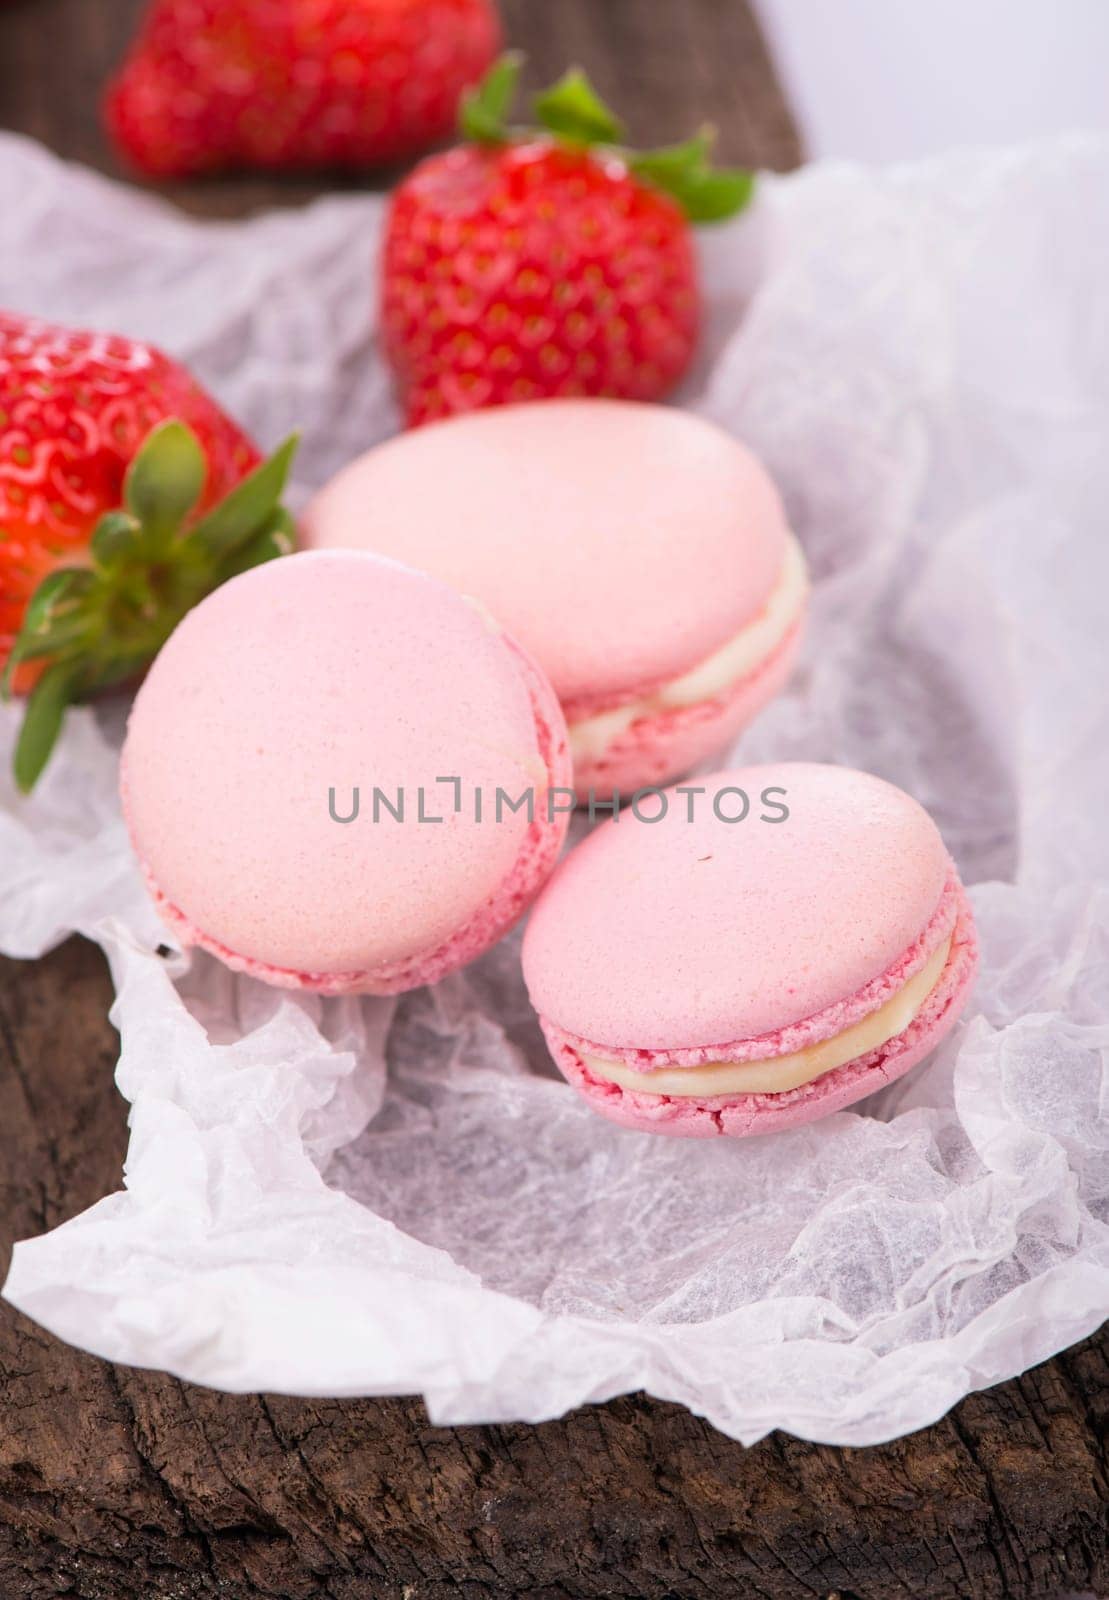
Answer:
6;419;299;794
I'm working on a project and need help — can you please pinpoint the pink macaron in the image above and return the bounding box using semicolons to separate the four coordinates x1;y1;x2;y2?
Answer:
122;550;571;995
301;400;808;800
522;764;978;1137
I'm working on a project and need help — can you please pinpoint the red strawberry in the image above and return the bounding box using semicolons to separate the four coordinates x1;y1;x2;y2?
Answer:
105;0;502;179
381;55;754;426
0;312;296;791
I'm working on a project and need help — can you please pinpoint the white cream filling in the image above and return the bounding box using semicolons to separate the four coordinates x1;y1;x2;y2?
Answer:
583;935;952;1099
568;532;809;766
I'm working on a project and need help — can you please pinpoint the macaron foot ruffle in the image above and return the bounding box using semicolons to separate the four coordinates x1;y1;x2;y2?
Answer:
541;873;979;1138
569;613;805;803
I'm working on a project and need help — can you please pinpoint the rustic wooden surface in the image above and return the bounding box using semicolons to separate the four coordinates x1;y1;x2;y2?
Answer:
1;944;1107;1599
0;3;1106;1598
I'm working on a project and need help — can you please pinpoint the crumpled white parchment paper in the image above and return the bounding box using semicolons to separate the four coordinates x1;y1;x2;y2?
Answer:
1;131;1107;1446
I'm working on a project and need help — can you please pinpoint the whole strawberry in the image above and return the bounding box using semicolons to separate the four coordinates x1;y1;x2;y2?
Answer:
381;55;754;426
0;312;296;791
105;0;502;178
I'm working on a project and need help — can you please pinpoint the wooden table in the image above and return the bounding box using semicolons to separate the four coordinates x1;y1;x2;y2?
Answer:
0;3;1105;1596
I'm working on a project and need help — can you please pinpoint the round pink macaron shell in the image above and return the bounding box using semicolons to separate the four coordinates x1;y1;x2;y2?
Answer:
300;399;791;707
523;764;954;1052
541;878;978;1137
122;550;571;994
569;612;804;801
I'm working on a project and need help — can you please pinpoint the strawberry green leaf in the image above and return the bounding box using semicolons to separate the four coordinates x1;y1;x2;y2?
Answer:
222;509;298;580
1;569;95;695
4;614;94;665
190;434;299;561
8;426;299;793
631;134;755;223
629;133;712;181
533;68;625;148
650;165;755;223
91;510;143;568
460;51;523;144
12;661;81;794
461;59;755;226
87;646;162;693
124;420;207;540
16;569;86;643
630;128;752;224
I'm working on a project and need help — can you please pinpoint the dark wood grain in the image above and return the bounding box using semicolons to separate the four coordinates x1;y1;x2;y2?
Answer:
1;4;1106;1598
1;943;1107;1600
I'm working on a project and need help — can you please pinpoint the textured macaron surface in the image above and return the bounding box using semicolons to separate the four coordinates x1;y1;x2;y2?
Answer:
522;764;954;1053
301;400;790;707
123;550;564;979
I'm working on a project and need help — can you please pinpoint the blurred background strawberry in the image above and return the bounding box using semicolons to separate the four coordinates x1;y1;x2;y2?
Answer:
381;55;753;424
105;0;502;177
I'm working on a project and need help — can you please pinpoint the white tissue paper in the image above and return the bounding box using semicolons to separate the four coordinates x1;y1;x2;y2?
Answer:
1;131;1107;1447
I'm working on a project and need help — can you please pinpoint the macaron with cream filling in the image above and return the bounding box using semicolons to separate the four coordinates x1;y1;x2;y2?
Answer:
522;763;978;1136
301;400;807;799
122;550;571;994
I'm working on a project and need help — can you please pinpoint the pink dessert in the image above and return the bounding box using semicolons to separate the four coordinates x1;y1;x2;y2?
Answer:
522;764;978;1137
301;400;808;799
122;550;571;995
